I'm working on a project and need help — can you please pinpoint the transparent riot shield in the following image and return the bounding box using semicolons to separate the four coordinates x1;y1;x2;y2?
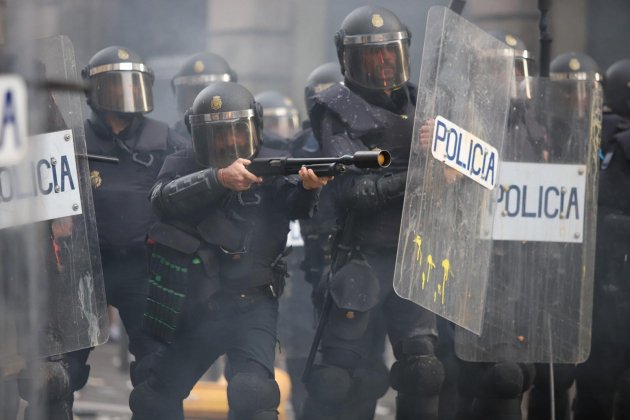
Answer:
0;35;108;370
454;77;602;363
393;6;515;334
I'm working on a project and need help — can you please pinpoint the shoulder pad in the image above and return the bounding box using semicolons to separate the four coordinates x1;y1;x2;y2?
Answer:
602;113;630;150
312;84;385;137
157;149;198;180
136;117;171;152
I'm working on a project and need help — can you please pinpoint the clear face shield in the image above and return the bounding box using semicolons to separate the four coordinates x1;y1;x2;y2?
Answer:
513;53;535;100
262;108;300;139
88;63;154;113
190;111;260;168
550;71;602;120
343;32;410;90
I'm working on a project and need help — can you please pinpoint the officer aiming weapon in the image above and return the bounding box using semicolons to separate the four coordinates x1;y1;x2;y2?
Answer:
248;150;391;177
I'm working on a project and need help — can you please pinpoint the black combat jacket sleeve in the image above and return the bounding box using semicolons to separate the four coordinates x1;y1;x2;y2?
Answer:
319;111;405;212
271;176;320;220
150;149;228;220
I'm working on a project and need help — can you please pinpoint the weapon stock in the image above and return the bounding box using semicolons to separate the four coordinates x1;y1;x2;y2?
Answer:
248;150;391;177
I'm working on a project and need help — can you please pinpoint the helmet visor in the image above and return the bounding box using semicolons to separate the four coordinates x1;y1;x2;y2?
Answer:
262;109;300;139
89;71;153;113
343;40;409;90
191;117;260;168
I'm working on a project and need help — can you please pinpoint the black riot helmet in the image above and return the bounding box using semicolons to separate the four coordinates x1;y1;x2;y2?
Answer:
81;46;154;114
335;6;411;91
550;52;601;82
604;59;630;118
304;62;344;112
550;52;601;119
172;52;237;120
254;91;300;139
188;82;263;168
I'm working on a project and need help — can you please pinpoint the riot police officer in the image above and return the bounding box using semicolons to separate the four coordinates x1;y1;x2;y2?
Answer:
522;51;602;420
573;58;630;420
171;52;238;139
129;81;329;420
255;90;301;151
275;62;344;418
60;45;187;410
446;32;544;420
302;6;444;420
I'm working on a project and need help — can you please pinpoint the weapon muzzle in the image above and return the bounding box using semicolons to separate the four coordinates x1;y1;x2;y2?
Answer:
351;150;392;169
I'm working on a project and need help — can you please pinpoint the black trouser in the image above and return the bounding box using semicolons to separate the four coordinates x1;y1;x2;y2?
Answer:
302;249;439;420
131;287;280;420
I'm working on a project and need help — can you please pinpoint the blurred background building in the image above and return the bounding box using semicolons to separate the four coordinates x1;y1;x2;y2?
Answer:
2;0;627;126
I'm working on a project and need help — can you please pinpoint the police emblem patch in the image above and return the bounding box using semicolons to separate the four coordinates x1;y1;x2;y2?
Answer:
90;170;102;188
118;49;130;60
372;13;383;28
569;58;581;71
371;14;384;28
194;60;205;73
211;96;222;110
505;35;518;47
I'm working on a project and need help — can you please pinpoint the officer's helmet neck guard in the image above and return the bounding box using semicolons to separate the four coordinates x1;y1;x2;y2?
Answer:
335;6;411;91
604;59;630;119
188;81;262;168
82;46;154;115
255;90;300;139
172;52;237;119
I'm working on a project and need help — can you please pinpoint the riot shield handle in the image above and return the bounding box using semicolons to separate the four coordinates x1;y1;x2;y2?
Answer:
538;0;553;77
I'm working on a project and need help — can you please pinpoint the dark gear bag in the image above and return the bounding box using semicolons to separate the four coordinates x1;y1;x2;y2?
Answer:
143;223;203;344
197;207;254;281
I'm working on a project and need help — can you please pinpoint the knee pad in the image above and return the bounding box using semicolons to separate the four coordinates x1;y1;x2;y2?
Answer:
130;356;155;387
227;373;280;416
390;336;444;396
305;365;353;405
480;362;524;399
18;361;72;403
129;382;183;420
390;355;444;396
352;363;390;401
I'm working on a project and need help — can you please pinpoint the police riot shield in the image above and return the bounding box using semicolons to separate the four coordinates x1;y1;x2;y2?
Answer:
454;77;602;362
0;35;108;370
393;6;515;334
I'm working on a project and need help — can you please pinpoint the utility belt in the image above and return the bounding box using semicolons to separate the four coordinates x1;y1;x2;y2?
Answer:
205;284;278;319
